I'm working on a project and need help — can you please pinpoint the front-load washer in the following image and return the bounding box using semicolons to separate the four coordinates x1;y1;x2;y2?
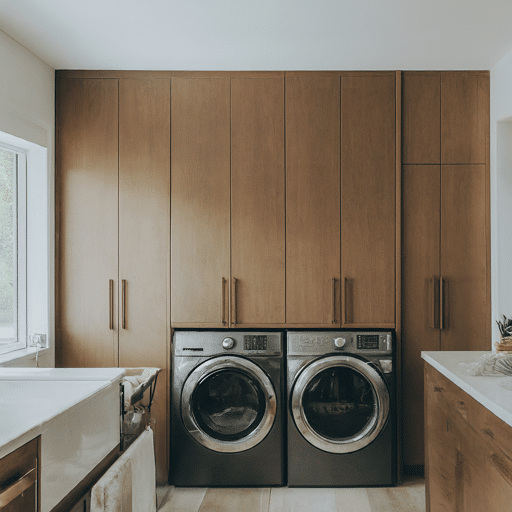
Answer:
287;331;396;487
171;331;284;486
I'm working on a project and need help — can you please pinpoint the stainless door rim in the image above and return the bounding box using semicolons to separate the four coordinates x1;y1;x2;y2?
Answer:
181;356;277;453
291;355;390;454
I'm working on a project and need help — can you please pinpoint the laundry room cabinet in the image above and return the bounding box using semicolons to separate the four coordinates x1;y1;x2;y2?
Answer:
401;71;490;469
286;72;397;327
171;75;286;328
56;76;170;483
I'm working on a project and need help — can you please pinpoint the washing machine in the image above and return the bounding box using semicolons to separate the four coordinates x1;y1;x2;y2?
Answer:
171;331;284;486
287;331;396;487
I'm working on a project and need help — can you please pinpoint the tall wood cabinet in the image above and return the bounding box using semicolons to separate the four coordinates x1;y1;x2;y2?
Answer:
56;76;170;483
286;72;396;327
401;71;490;468
171;75;286;327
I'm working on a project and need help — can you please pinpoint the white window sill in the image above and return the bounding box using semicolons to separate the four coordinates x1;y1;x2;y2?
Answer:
0;346;50;367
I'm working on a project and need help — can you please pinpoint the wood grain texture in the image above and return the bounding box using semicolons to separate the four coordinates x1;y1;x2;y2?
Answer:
401;72;441;164
285;76;341;325
340;73;396;326
170;78;231;326
118;78;170;484
231;78;286;325
56;77;119;368
441;72;489;164
440;165;488;351
401;165;441;468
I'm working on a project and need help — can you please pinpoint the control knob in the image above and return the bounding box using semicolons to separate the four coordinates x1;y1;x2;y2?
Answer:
334;337;346;348
222;337;235;350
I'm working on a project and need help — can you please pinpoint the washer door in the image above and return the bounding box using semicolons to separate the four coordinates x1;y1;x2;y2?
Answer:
291;355;389;453
181;356;277;453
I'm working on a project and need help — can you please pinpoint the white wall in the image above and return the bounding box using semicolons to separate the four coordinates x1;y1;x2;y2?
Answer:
491;47;512;345
0;29;55;367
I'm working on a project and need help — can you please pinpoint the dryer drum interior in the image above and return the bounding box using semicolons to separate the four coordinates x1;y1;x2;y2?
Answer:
181;356;277;453
291;356;390;454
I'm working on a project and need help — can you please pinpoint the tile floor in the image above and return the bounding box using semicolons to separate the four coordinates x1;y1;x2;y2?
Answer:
156;476;425;512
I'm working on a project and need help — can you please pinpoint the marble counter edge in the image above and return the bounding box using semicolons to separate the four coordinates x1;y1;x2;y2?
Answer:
422;351;512;429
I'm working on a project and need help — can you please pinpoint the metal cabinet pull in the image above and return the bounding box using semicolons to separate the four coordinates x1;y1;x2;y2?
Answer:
331;278;336;324
232;277;237;326
221;277;227;325
430;277;437;329
342;277;348;325
440;276;445;330
109;279;114;330
122;279;127;329
0;467;36;507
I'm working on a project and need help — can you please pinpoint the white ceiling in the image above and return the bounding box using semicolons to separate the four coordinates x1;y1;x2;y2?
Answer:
1;0;512;71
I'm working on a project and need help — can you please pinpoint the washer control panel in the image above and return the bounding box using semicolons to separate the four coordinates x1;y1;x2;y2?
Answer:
244;334;268;351
357;334;380;350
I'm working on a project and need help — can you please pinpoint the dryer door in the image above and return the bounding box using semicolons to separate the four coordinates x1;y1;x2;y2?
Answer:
291;355;389;453
181;355;277;453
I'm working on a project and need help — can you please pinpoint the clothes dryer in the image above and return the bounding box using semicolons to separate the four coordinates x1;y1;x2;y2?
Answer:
287;331;396;487
171;331;284;486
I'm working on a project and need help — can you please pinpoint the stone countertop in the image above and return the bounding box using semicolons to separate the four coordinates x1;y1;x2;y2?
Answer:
422;351;512;428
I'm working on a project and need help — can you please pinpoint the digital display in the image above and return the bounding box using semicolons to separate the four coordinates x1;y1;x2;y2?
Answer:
357;334;380;350
244;335;267;350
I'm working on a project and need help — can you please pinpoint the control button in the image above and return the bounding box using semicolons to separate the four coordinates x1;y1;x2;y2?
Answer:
334;337;346;349
379;359;393;373
222;337;235;350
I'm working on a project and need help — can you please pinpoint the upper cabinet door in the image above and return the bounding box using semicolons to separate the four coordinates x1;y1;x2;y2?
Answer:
441;72;489;164
341;73;396;326
285;76;341;326
402;72;441;164
231;78;286;325
56;78;119;367
171;78;231;326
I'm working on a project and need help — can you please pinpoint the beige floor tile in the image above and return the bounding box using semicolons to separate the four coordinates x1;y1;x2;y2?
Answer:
334;488;372;512
159;487;207;512
198;488;270;512
269;487;337;512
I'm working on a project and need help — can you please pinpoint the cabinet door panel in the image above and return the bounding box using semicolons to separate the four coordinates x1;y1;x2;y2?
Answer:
402;72;440;164
341;74;396;326
56;78;118;367
441;73;489;164
285;77;341;325
402;165;441;467
170;78;231;326
440;165;488;351
118;78;170;483
231;78;285;325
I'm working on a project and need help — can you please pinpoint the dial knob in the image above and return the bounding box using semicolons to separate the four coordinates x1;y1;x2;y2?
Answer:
222;337;235;350
334;337;346;348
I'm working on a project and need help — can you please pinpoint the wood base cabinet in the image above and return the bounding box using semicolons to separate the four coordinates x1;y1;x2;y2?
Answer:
56;76;170;484
425;364;512;512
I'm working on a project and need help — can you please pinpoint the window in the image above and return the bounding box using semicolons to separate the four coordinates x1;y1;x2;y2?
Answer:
0;145;27;354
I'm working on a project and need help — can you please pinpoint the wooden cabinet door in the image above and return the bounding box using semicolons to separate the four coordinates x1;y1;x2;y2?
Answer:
118;78;170;483
441;72;489;164
170;78;231;326
340;74;396;326
402;165;441;467
402;72;441;164
231;78;286;325
56;78;118;367
285;76;341;325
440;165;489;350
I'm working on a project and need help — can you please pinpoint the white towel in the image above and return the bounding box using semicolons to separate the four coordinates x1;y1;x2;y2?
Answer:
91;427;156;512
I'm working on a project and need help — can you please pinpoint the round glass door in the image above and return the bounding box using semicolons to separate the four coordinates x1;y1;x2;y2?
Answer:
291;355;389;453
181;356;276;453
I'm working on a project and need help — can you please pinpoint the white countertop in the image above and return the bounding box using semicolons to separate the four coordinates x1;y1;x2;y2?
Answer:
0;367;125;381
422;351;512;428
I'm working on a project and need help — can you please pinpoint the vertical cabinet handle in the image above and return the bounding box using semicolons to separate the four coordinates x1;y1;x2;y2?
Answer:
221;277;227;325
109;279;114;330
232;277;237;326
439;276;445;330
430;277;437;329
122;279;127;329
331;278;336;324
342;277;348;325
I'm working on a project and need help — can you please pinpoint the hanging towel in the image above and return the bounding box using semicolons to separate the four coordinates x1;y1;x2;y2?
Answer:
91;427;156;512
